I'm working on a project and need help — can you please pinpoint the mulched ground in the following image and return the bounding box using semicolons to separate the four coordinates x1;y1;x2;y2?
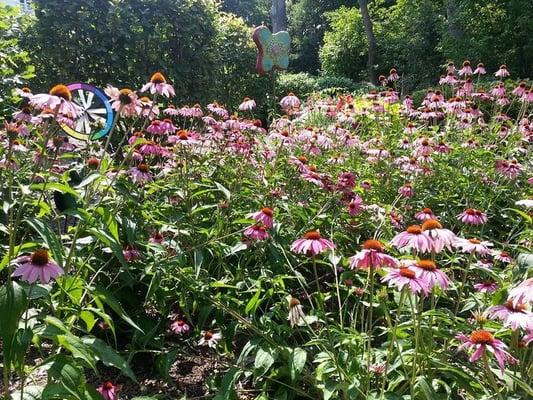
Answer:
0;346;248;399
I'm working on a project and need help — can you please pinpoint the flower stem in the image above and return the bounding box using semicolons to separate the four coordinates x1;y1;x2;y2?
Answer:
483;353;503;400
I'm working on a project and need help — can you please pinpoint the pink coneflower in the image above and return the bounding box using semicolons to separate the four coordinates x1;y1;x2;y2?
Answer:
415;207;436;221
388;68;400;82
239;97;256;111
163;104;179;116
457;208;488;225
512;81;527;97
14;87;33;98
104;86;140;117
170;318;190;334
454;238;493;256
138;96;159;119
141;72;175;97
280;93;301;110
456;329;515;372
347;196;364;216
249;207;274;228
30;84;81;118
410;259;450;290
12;249;64;283
138;141;163;156
168;129;201;145
473;63;486;75
149;231;165;244
495;159;522;179
421;219;456;253
146;119;166;135
495;64;510;78
243;224;269;241
486;301;532;331
508;278;533;307
199;330;222;348
97;382;119;400
349;240;398;269
129;163;153;185
458;60;473;76
493;250;512;264
123;246;141;262
207;102;228;118
291;230;335;256
382;267;430;295
390;225;434;253
398;183;414;198
474;281;499;293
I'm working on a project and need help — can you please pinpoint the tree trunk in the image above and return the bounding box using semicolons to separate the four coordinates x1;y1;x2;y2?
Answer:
271;0;287;32
446;0;463;39
358;0;377;84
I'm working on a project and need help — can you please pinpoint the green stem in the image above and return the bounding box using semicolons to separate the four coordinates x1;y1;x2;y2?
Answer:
366;266;375;395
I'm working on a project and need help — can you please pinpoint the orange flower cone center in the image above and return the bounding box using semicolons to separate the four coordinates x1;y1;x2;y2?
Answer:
362;239;384;251
304;231;321;240
399;268;416;279
469;330;494;344
421;219;442;230
150;72;166;84
31;249;49;266
49;84;72;101
406;225;422;234
261;207;273;216
417;260;437;271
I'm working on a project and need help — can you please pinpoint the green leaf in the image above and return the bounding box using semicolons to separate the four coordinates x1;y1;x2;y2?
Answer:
288;347;307;381
88;227;128;268
91;286;144;333
244;283;262;314
0;242;36;272
0;282;27;366
30;182;80;197
79;310;96;332
213;367;241;400
56;335;97;370
81;337;136;380
75;173;101;188
26;217;64;266
254;345;276;377
155;349;177;382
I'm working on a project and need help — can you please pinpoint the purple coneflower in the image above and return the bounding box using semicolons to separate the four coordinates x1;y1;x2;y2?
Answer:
349;240;398;269
390;225;434;253
454;238;493;256
170;318;190;335
486;301;533;331
104;86;140;117
291;230;335;256
456;329;515;372
280;93;301;110
129;163;153;185
249;207;274;228
96;381;119;400
414;207;436;221
421;219;456;253
382;267;430;295
474;281;499;293
409;259;450;290
12;249;64;283
239;97;256;111
30;84;81;117
457;208;488;225
141;72;175;97
495;64;510;78
508;278;533;307
243;224;269;241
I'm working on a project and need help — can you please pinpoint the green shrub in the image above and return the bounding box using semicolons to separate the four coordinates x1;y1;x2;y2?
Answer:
0;4;34;116
316;75;357;92
275;72;318;99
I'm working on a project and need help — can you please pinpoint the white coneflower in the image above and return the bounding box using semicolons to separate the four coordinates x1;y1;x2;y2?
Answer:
288;297;305;327
199;330;222;348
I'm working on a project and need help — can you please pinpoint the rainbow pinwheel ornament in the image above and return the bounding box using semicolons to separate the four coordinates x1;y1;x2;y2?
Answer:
252;25;290;75
60;82;113;141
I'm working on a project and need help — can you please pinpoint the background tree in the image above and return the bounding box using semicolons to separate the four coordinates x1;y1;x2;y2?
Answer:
270;0;287;32
358;0;377;83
